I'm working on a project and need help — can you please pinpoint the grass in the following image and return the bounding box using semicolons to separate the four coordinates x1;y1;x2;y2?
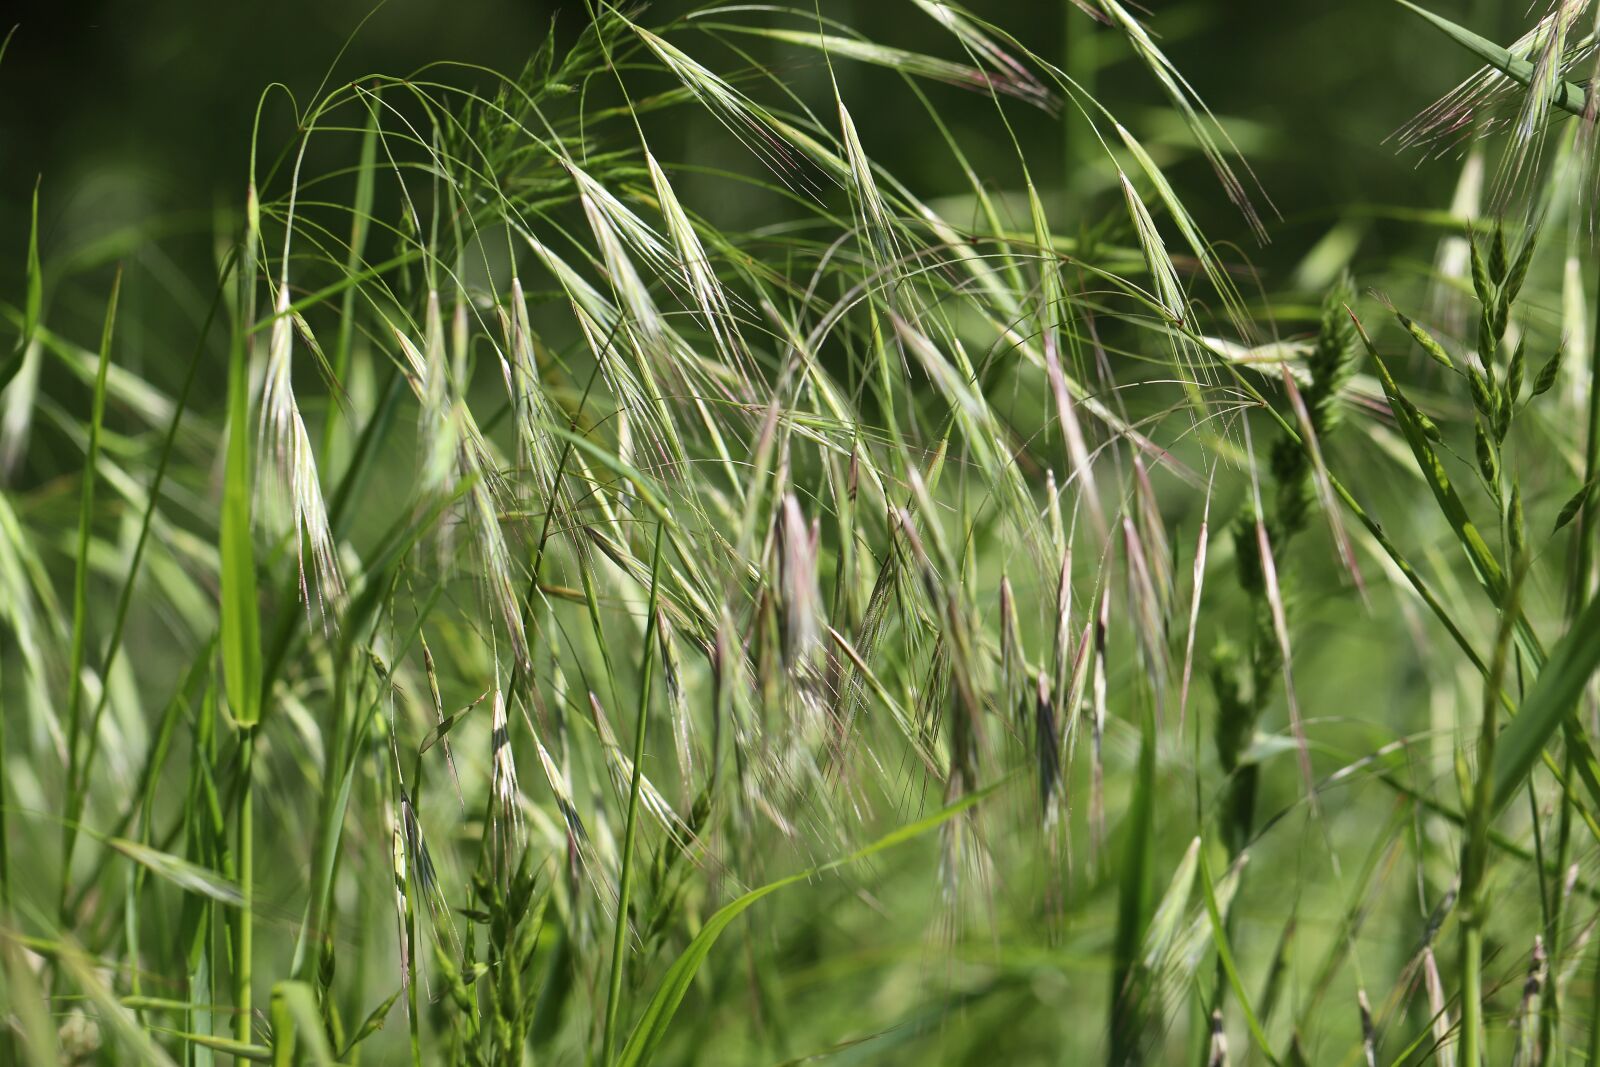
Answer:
7;0;1600;1063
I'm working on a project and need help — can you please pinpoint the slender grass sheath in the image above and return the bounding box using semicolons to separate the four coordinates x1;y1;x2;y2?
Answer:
236;727;255;1044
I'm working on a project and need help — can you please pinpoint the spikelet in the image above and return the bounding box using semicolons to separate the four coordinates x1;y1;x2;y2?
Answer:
566;159;672;266
489;687;524;869
1035;671;1062;828
1422;947;1456;1067
998;575;1025;732
495;274;566;493
911;0;1059;109
456;415;530;672
656;607;695;795
529;729;616;915
1395;1;1591;208
390;810;411;994
629;22;822;196
1129;845;1246;1056
1090;586;1109;858
578;183;666;342
588;692;689;843
398;790;453;948
1051;545;1073;702
419;638;464;811
838;102;904;303
1251;503;1314;798
775;493;822;669
1513;936;1548;1066
645;151;755;389
391;291;458;498
1117;168;1215;402
1206;1009;1228;1067
1096;0;1270;240
258;283;343;615
1121;515;1170;715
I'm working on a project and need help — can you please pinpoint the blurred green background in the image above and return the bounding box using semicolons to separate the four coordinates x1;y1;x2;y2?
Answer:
0;0;1509;294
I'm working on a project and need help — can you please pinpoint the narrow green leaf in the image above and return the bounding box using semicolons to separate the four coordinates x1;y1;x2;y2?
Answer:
220;303;262;727
108;838;243;908
1109;702;1157;1064
152;1029;272;1063
58;268;121;905
270;981;336;1067
1395;1;1587;117
0;173;42;391
23;180;39;349
1197;846;1278;1065
1492;591;1600;812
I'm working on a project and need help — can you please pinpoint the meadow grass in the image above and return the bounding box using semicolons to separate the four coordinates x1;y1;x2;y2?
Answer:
6;1;1600;1063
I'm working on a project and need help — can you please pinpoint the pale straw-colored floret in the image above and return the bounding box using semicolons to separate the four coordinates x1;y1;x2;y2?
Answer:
258;284;344;615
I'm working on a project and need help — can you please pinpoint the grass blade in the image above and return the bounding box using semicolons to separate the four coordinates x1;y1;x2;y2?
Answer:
109;838;243;908
221;307;262;730
1395;1;1587;117
0;175;41;392
603;521;668;1066
1492;590;1600;813
58;266;121;916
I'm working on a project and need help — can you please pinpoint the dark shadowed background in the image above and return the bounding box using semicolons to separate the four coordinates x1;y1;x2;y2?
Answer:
0;0;1505;292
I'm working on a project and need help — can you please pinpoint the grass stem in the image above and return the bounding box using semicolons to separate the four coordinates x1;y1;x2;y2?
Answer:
602;521;667;1067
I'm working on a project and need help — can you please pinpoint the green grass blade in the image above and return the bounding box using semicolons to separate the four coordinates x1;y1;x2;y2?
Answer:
0;175;41;392
1395;1;1587;117
1109;699;1157;1065
269;980;337;1067
603;521;669;1067
1197;846;1278;1065
58;266;121;915
154;1029;273;1062
108;838;243;909
1492;591;1600;813
75;255;234;876
220;285;262;729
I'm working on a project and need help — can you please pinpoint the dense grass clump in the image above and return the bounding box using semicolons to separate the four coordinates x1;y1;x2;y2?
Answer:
9;1;1600;1063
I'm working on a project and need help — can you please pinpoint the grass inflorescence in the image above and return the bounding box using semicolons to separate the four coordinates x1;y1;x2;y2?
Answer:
9;1;1600;1064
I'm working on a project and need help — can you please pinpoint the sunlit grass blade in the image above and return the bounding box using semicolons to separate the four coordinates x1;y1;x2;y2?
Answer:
58;266;121;917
